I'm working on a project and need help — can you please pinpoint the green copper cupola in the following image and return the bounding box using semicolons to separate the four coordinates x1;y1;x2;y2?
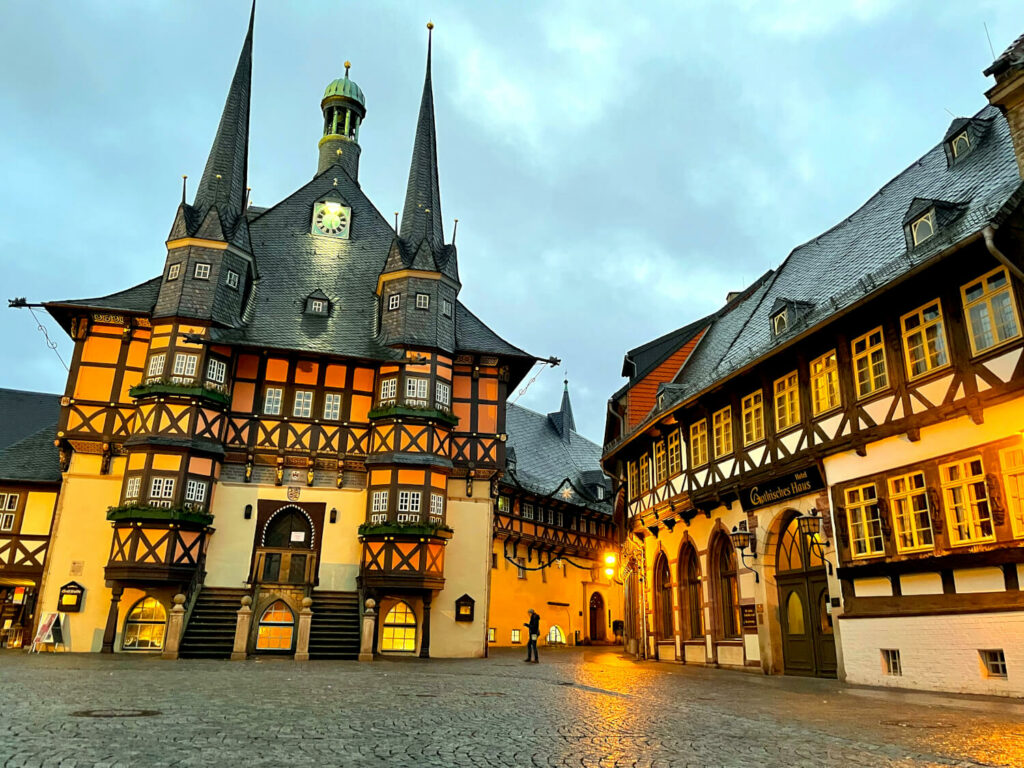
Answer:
317;62;365;179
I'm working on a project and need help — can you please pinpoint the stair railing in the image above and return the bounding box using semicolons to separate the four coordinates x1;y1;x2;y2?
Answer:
180;551;208;633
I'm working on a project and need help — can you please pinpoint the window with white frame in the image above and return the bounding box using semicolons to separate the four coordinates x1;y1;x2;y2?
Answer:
398;491;421;515
372;490;389;515
628;461;639;500
430;493;444;522
741;391;764;445
901;301;948;379
149;477;175;505
940;457;994;545
442;299;453;317
653;441;667;485
690;420;708;467
388;293;400;311
774;372;800;431
167;263;181;281
713;407;733;457
206;358;226;385
184;479;207;505
124;476;141;500
293;390;313;418
225;269;240;289
1001;446;1024;538
667;430;682;476
415;293;430;309
0;513;13;532
263;387;283;415
844;484;884;558
2;494;17;512
638;453;651;494
172;353;198;382
962;267;1021;355
980;649;1008;679
405;377;428;403
370;513;386;524
147;354;166;380
194;263;211;280
498;495;510;512
511;628;522;641
523;503;535;520
852;328;888;398
310;299;325;314
380;378;397;403
435;381;451;409
882;649;902;676
888;472;933;552
810;350;841;415
323;392;342;420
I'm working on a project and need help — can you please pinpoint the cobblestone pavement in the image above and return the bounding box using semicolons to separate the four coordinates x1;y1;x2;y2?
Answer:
1;647;1022;768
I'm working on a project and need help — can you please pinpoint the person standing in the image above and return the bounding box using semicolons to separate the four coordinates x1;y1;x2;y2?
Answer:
524;608;540;663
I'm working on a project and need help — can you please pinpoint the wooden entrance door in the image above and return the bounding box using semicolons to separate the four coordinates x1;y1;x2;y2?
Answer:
589;592;605;641
776;514;836;678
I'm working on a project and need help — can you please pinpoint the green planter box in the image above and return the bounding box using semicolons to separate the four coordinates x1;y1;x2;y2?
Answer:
106;504;214;527
129;382;230;405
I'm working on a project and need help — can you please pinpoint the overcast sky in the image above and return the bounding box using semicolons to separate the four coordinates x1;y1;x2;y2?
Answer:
1;1;1020;442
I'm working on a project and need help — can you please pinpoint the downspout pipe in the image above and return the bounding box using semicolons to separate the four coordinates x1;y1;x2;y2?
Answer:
984;225;1024;283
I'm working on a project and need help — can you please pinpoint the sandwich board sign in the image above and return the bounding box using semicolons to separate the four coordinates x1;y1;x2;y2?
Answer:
30;612;65;652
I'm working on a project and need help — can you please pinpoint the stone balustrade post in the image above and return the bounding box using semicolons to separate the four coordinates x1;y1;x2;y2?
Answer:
230;595;253;661
294;597;313;661
358;598;376;662
161;593;186;660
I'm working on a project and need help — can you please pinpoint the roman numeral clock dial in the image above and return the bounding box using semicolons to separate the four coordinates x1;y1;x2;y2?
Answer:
312;202;350;237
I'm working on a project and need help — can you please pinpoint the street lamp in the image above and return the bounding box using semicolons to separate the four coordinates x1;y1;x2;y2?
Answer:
795;510;833;575
603;552;617;579
730;524;759;583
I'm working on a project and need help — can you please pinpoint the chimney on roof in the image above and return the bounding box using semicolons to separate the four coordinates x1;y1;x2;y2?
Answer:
986;32;1024;177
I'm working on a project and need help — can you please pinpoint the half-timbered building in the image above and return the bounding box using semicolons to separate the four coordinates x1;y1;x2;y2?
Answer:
24;10;561;659
603;36;1024;695
490;384;621;649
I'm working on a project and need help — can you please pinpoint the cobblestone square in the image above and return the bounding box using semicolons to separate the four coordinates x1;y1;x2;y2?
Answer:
1;648;1022;767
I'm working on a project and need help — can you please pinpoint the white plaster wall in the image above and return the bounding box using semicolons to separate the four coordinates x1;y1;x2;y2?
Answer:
899;572;943;595
953;567;1005;594
853;577;893;597
839;612;1024;696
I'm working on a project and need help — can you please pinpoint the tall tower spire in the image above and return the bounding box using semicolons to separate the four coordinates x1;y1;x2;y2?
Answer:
548;379;576;442
192;1;254;220
400;22;444;250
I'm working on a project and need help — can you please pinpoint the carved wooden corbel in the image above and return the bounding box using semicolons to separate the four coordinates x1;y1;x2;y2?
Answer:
986;473;1005;526
926;487;943;536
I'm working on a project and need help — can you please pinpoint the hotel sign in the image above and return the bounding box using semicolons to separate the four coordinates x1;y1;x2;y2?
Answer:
740;465;825;511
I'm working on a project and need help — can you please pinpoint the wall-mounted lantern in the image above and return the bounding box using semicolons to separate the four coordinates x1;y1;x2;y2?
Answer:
455;594;475;622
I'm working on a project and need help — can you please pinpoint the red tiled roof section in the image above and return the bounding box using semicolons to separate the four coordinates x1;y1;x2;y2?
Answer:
625;326;707;429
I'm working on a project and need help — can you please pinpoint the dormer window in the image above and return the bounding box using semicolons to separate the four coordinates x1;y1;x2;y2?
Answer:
951;131;971;158
942;116;990;167
772;308;789;336
311;299;325;313
304;291;331;316
911;211;935;245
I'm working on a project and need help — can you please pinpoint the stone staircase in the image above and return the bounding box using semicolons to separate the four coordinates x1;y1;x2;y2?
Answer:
308;590;361;660
178;587;248;659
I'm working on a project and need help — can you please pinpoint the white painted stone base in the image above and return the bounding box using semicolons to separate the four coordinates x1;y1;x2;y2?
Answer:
839;612;1024;697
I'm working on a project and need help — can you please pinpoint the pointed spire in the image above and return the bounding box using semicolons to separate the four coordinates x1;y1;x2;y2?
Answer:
399;22;444;250
548;379;576;442
192;1;254;218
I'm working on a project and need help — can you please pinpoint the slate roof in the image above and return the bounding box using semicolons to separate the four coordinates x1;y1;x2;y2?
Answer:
505;397;612;515
0;389;60;452
985;32;1024;77
0;423;61;484
610;104;1024;451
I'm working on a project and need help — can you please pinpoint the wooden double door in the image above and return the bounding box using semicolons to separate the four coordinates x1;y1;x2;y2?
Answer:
776;515;836;678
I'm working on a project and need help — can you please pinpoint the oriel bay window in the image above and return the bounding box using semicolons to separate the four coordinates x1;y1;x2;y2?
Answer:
741;391;763;445
146;353;165;381
844;484;884;558
888;472;933;552
172;353;198;384
1000;447;1024;538
961;267;1021;355
405;377;428;406
206;357;227;385
149;477;176;508
690;420;708;467
774;372;799;431
124;475;141;501
379;377;397;404
851;328;888;398
712;407;732;457
397;490;421;522
370;490;388;523
184;478;207;508
435;380;451;410
901;300;948;379
810;350;840;415
940;457;994;545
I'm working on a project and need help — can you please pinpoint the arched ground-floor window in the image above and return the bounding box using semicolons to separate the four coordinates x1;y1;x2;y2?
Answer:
546;625;565;644
711;535;740;639
381;601;417;652
256;600;295;652
122;596;166;651
678;544;703;641
654;554;674;639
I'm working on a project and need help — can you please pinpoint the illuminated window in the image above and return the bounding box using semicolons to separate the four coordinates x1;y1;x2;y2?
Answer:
379;378;397;403
741;391;763;445
435;381;451;409
653;441;667;485
882;648;902;676
184;479;207;505
497;495;510;513
901;301;948;379
293;390;313;418
510;628;522;643
844;484;884;558
488;627;496;642
980;649;1007;678
690;420;709;467
627;461;639;500
381;602;417;652
122;597;166;651
167;263;181;281
172;353;198;382
388;294;400;311
888;472;933;552
941;457;994;545
810;351;840;415
323;392;342;420
962;267;1021;355
774;372;800;431
516;558;527;579
194;263;211;279
256;601;295;651
206;358;226;385
911;211;934;245
225;269;239;289
713;407;732;457
667;430;682;476
951;131;971;158
146;353;165;380
1001;447;1024;538
852;328;888;398
638;454;651;494
546;625;565;644
772;308;789;336
124;476;141;500
263;387;283;415
415;293;430;309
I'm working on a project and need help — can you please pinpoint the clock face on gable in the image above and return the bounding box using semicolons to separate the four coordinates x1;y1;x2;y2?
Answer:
312;201;351;238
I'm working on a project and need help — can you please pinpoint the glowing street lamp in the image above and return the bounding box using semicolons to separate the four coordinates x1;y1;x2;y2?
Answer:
603;552;617;578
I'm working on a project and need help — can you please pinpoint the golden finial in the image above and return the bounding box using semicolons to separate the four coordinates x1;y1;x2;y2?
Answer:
426;21;434;30
336;148;343;156
344;61;351;76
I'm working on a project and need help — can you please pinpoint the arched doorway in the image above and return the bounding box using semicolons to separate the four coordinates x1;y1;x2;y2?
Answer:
678;543;703;641
709;534;740;640
776;513;836;677
654;553;674;640
589;592;606;642
256;506;315;585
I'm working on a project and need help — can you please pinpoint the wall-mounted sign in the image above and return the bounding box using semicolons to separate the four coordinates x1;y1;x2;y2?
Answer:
454;594;475;622
58;582;85;613
739;465;825;511
740;604;758;630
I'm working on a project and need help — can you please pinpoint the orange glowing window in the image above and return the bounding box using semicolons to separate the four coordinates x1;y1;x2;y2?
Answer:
381;601;417;652
256;601;294;651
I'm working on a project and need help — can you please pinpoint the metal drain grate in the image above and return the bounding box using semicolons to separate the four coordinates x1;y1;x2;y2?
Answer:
71;709;161;718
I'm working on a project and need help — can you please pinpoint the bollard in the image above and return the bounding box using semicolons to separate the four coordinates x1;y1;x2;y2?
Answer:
231;595;253;661
161;593;187;660
358;598;376;662
295;596;313;661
